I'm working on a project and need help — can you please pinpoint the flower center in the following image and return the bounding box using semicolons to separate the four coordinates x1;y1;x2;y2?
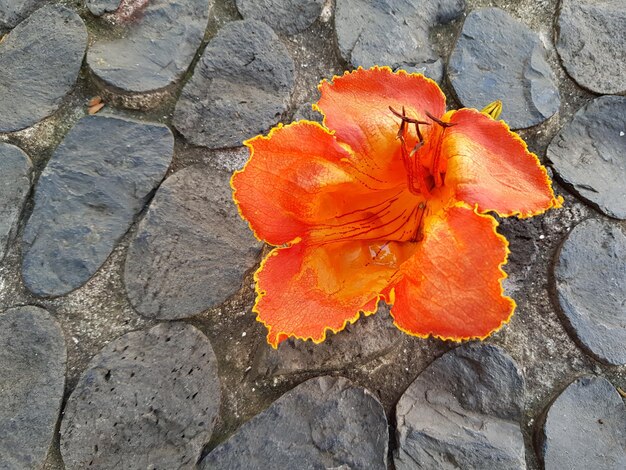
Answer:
390;106;456;198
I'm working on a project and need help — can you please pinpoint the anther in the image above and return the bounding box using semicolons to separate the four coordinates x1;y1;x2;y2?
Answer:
389;106;431;126
425;111;457;128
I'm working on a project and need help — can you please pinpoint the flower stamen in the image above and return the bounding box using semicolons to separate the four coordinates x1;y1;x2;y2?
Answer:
390;106;432;197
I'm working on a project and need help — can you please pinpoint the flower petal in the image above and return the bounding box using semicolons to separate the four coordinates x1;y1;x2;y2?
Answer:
254;239;416;347
443;108;562;217
390;204;515;340
316;66;446;182
233;120;425;246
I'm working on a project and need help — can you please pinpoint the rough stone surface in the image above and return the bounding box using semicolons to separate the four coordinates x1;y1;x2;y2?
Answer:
538;376;626;470
395;343;526;470
22;115;173;297
236;0;323;35
201;376;388;469
399;59;445;84
85;0;121;16
547;96;626;219
60;322;221;470
0;143;32;262
293;102;323;123
124;165;261;319
335;0;464;69
448;7;560;129
208;146;250;172
87;0;210;94
251;303;403;379
0;306;66;470
553;218;626;365
557;0;626;95
173;20;295;148
0;5;87;132
0;0;43;33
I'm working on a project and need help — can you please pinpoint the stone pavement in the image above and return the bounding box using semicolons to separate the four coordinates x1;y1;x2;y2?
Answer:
0;0;625;469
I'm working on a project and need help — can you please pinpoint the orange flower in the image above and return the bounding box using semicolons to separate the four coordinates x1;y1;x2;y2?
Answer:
232;67;562;348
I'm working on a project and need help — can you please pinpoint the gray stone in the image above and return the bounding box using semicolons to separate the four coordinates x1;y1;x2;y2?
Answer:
236;0;323;35
335;0;464;69
553;218;626;365
293;102;323;123
85;0;121;16
0;143;32;262
87;0;210;93
250;303;403;380
208;147;250;172
547;96;626;219
201;376;388;470
173;20;295;149
0;5;87;132
22;115;173;297
557;0;626;95
0;306;66;470
395;343;526;470
124;165;261;319
399;58;445;84
537;376;626;470
0;0;44;33
448;7;560;129
60;322;221;470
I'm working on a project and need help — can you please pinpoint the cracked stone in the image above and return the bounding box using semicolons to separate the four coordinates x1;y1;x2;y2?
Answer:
60;322;221;470
124;165;262;319
537;376;626;470
553;218;626;365
334;0;464;69
547;95;626;219
0;5;87;132
236;0;324;35
448;7;560;129
395;343;526;470
173;20;295;149
86;0;210;94
0;306;66;470
200;376;388;469
0;143;32;262
22;115;173;297
556;0;626;94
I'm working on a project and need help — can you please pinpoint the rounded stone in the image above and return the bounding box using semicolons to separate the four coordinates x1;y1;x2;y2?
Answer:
60;322;221;470
537;376;626;470
0;306;66;470
86;0;210;94
0;143;32;262
235;0;323;35
173;20;295;149
250;303;403;380
22;115;174;297
335;0;464;69
547;95;626;219
0;0;44;33
556;0;626;95
399;59;445;84
200;376;388;469
395;343;526;470
85;0;121;16
553;218;626;365
448;7;560;129
124;165;262;319
0;5;87;132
